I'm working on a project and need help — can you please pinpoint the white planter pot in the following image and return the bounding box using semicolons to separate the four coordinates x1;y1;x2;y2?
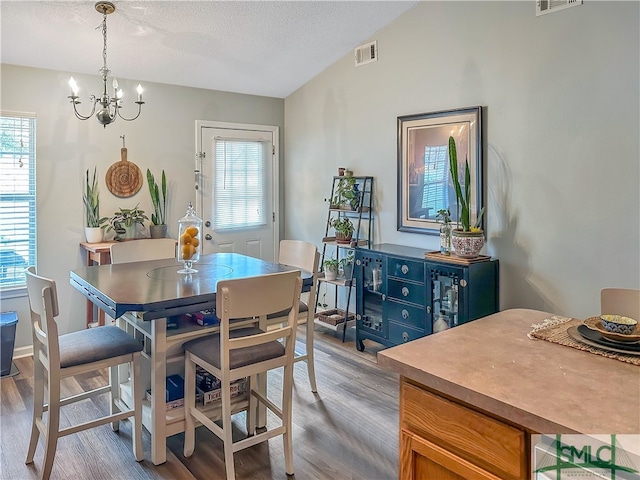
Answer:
84;227;103;243
324;267;338;281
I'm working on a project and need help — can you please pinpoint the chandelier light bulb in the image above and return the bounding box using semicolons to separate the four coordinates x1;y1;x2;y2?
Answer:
69;77;79;96
136;84;143;102
112;77;119;90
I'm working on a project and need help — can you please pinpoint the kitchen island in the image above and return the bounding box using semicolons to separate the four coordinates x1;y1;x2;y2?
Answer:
378;308;640;479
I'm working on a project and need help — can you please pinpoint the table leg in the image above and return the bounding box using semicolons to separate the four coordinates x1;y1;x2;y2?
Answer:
151;319;168;465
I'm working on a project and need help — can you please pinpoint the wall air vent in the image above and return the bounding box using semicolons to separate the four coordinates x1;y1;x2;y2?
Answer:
354;41;377;67
536;0;582;16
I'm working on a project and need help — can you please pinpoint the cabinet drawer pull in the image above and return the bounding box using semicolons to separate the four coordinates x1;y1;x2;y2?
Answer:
402;286;409;297
401;264;409;274
402;309;409;319
381;294;386;301
356;259;361;265
402;331;409;342
427;306;431;314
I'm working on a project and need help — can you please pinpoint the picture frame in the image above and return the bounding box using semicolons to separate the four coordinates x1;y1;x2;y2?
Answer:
397;106;483;235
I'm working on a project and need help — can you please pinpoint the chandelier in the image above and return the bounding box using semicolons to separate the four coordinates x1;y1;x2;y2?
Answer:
68;1;144;127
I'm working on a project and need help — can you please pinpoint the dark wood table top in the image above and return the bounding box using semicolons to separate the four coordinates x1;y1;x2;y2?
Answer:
70;253;309;320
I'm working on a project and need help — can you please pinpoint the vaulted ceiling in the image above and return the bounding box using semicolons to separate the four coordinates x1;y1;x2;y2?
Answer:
1;1;417;98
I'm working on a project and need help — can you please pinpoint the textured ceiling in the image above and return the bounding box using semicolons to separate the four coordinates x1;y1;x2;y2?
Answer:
1;1;417;98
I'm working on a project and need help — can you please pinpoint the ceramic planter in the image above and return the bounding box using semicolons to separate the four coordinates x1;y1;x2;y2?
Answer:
84;227;103;243
451;229;485;258
150;224;168;239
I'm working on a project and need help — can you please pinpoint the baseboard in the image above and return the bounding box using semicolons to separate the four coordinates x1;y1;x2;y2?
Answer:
13;345;33;359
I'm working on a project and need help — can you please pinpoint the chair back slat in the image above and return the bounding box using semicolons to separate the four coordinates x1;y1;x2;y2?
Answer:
279;240;318;274
601;288;640;319
278;240;319;318
216;271;302;322
25;266;60;367
110;238;176;264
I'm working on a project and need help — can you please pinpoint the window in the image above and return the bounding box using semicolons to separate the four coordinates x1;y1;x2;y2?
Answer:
0;112;36;291
213;138;268;231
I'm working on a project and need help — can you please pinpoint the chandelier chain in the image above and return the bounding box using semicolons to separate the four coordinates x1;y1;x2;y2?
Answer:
102;10;108;74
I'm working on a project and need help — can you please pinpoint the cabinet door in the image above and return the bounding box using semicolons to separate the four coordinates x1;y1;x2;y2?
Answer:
355;250;386;338
401;430;502;480
427;264;465;328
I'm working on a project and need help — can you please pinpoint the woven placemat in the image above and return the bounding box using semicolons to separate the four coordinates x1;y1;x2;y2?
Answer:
528;315;640;366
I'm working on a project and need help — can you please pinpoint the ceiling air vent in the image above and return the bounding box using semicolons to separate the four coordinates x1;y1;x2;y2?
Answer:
354;41;377;67
536;0;582;16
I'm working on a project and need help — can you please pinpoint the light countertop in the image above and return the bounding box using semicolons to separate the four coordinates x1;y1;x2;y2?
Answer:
378;308;640;434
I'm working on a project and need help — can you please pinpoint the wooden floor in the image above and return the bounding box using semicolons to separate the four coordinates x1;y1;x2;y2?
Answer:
0;326;399;480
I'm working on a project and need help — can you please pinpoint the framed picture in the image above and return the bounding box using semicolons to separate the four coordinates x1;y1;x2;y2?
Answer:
397;106;483;235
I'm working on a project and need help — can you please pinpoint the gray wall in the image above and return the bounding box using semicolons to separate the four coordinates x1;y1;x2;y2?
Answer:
284;1;640;318
1;64;284;350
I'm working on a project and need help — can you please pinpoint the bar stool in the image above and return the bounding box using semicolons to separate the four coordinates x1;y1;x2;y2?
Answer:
267;240;319;392
25;267;144;480
182;270;302;480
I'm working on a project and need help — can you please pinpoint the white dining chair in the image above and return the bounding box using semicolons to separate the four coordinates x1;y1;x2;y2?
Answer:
267;240;320;392
600;288;640;319
109;238;176;264
25;267;144;480
182;270;302;480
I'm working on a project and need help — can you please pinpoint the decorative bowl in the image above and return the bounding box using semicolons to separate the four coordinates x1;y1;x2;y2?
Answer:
600;315;638;336
583;317;640;343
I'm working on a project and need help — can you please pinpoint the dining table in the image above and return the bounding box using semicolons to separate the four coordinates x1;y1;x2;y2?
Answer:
70;252;311;465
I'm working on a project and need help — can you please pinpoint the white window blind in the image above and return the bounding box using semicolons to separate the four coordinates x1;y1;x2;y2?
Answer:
0;112;36;290
421;145;449;214
213;138;268;231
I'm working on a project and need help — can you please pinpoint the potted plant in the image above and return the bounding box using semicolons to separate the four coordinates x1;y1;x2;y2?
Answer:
323;257;340;281
83;167;108;243
330;177;360;210
330;217;354;244
146;168;168;238
340;250;355;279
106;204;148;241
448;136;485;258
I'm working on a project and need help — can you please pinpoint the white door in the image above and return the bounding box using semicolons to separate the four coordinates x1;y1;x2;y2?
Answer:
196;121;279;261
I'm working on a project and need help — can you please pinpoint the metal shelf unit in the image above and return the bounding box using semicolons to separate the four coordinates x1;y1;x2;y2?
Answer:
315;176;373;341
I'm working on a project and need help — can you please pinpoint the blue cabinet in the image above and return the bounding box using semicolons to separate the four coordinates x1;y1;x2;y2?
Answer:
355;244;499;351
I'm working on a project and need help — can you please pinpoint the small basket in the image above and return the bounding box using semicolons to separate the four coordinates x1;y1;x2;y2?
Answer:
315;308;355;325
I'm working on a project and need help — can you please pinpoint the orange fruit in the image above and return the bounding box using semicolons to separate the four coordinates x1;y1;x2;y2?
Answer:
186;226;199;237
190;237;200;248
180;232;192;245
181;244;195;260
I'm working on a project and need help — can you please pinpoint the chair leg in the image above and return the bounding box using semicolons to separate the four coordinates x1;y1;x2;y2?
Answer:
183;353;196;458
131;354;143;462
221;377;235;480
282;363;294;476
109;364;120;432
247;374;257;435
25;358;45;465
305;320;317;393
41;377;61;480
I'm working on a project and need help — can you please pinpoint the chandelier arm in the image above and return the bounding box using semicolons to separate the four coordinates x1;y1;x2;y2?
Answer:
70;95;99;121
116;102;145;122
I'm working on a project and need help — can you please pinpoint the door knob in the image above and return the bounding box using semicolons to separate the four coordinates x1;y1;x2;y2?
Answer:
205;234;212;240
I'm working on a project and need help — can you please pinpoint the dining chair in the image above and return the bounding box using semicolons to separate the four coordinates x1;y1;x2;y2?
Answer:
182;270;302;480
600;288;640;319
267;239;320;392
25;267;144;480
109;238;176;264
